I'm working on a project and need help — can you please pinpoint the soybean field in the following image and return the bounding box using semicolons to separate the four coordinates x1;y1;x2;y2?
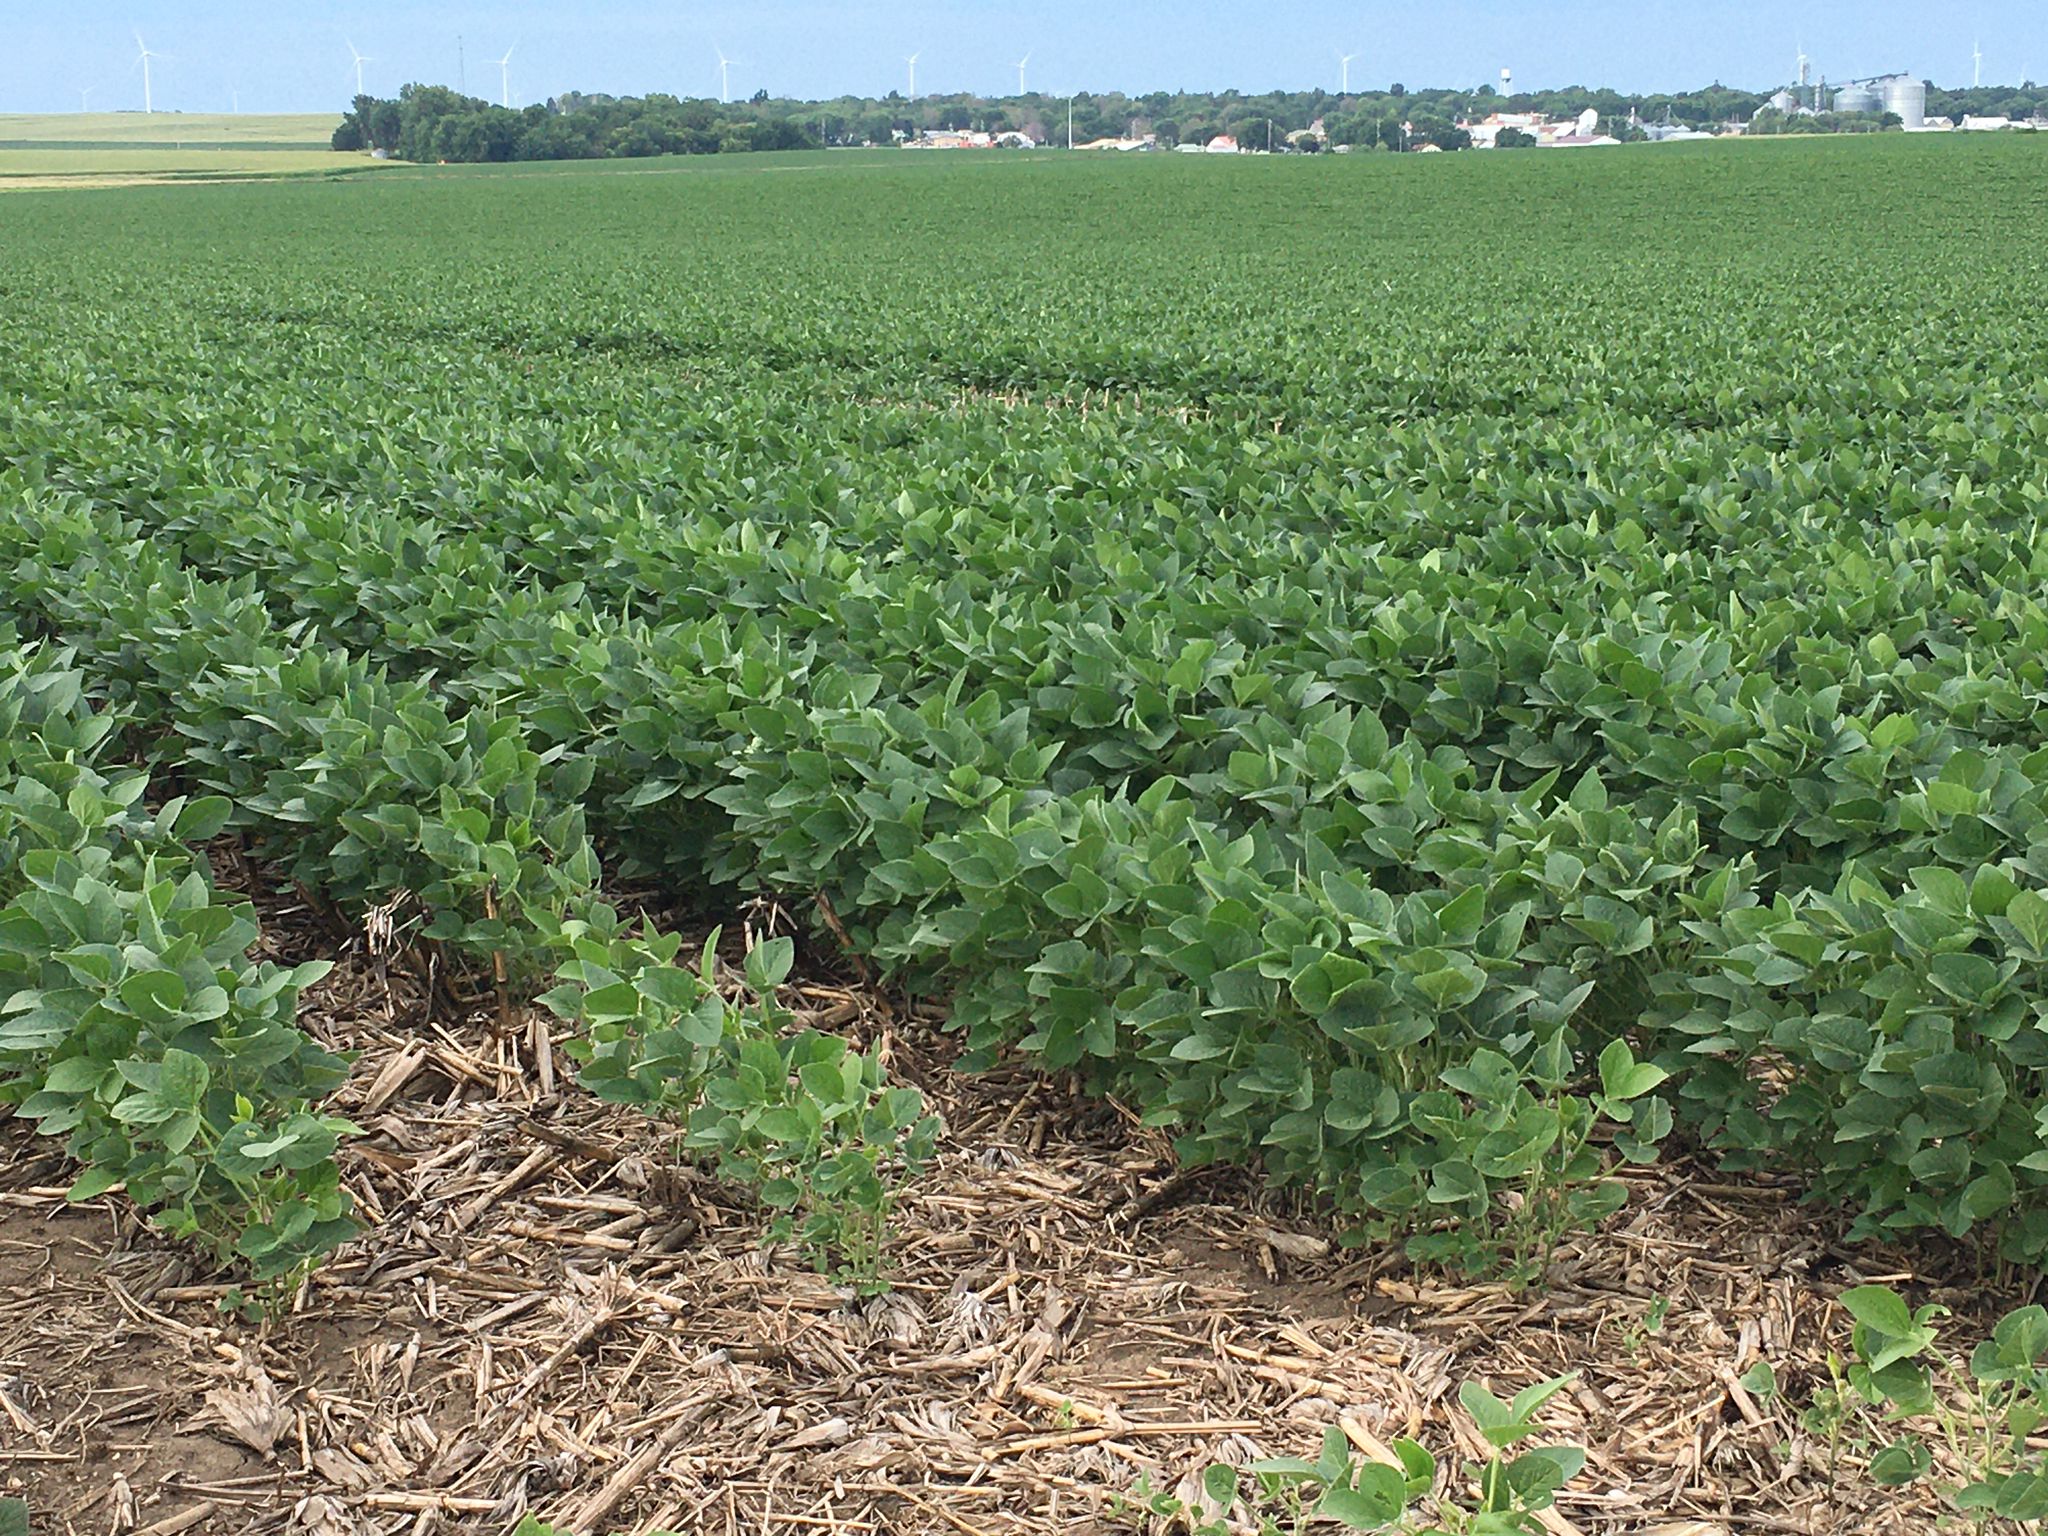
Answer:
3;136;2047;1535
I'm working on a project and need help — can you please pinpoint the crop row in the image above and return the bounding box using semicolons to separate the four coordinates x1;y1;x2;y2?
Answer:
0;514;932;1288
0;642;355;1281
6;431;2047;1266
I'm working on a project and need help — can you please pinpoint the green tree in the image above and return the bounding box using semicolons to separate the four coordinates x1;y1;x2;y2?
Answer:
368;100;403;152
609;119;668;157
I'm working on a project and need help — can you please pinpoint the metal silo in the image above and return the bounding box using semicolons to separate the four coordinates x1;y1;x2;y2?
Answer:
1833;82;1881;115
1879;75;1926;128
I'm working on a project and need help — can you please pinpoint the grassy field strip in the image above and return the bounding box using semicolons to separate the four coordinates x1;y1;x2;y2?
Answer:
0;148;376;176
0;111;339;145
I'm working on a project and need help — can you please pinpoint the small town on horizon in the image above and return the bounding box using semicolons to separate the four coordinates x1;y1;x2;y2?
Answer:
888;48;2047;152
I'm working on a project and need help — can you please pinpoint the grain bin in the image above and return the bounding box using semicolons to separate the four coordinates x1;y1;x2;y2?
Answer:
1878;75;1927;128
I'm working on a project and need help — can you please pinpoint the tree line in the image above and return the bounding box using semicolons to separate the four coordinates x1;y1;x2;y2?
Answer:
335;80;2048;163
332;86;816;162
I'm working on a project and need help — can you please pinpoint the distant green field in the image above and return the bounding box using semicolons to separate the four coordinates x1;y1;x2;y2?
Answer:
0;112;340;147
0;115;375;187
0;148;371;179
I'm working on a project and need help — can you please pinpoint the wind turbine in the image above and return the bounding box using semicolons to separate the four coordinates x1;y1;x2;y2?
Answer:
494;44;516;108
1974;38;1984;88
78;85;93;113
134;33;163;114
1338;51;1356;94
347;40;371;98
1016;53;1029;94
906;52;919;100
715;46;733;103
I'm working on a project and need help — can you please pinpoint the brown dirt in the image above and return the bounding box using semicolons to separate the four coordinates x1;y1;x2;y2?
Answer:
0;865;2003;1536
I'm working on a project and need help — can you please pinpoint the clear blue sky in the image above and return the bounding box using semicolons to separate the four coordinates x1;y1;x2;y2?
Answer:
6;2;2041;116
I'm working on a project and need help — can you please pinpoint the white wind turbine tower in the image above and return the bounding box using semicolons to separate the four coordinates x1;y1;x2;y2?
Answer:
715;46;734;103
1338;50;1356;93
347;41;371;98
1974;38;1984;88
494;44;517;108
1016;53;1029;94
134;33;164;114
906;52;919;100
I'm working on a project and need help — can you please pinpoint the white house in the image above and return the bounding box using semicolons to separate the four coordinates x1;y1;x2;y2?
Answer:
1465;106;1617;149
1465;110;1549;148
